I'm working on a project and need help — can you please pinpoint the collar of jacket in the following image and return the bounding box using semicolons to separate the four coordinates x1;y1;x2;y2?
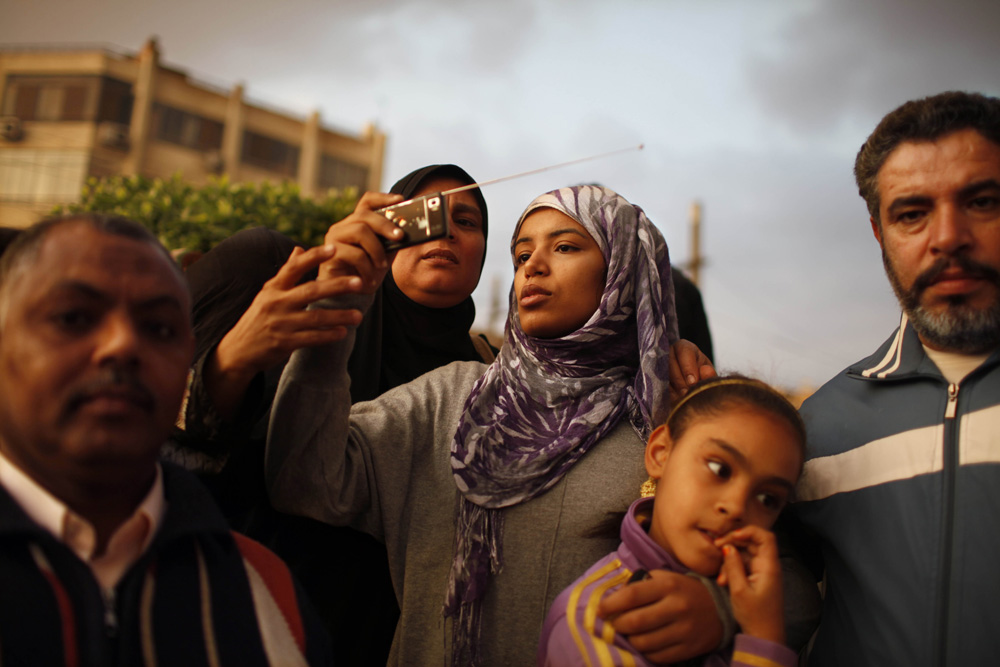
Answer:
0;461;232;548
847;311;1000;382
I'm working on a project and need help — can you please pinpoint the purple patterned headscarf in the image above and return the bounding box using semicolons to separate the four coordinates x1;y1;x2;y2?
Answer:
443;185;678;665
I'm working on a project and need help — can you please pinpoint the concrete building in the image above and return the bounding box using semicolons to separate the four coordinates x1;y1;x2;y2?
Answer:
0;38;385;227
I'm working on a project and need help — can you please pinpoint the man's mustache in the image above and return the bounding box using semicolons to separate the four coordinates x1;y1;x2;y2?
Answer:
911;255;1000;297
65;366;155;414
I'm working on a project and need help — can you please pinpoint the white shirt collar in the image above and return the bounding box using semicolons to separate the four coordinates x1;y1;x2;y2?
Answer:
0;451;166;589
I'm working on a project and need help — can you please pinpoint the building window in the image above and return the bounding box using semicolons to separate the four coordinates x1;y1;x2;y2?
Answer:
12;84;39;119
241;131;299;177
62;85;88;121
97;78;134;125
152;104;223;152
319;154;368;192
1;75;102;122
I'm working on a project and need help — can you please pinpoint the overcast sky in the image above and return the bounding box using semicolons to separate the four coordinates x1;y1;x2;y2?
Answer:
5;0;999;388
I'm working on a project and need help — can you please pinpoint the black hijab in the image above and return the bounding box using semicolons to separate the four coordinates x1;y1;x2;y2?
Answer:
347;164;490;401
187;164;489;408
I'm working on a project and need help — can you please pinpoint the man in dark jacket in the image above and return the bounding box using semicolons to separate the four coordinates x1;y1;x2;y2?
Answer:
664;91;1000;665
0;214;332;665
791;91;1000;665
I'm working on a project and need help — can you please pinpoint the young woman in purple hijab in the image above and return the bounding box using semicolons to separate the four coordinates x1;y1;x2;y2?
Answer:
267;185;726;666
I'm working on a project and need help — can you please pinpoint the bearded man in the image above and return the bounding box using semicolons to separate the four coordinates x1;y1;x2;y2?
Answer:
791;91;1000;666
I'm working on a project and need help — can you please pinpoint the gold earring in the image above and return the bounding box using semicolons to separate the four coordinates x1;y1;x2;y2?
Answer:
639;477;658;498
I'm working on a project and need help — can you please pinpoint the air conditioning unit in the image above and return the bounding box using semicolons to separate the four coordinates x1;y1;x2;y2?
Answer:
97;122;130;150
0;116;24;142
203;149;224;174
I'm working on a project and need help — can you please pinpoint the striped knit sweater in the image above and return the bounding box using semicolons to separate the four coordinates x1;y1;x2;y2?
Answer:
0;462;331;666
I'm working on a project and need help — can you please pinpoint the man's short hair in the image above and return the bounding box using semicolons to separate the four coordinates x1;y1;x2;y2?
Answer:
0;213;179;326
855;91;1000;224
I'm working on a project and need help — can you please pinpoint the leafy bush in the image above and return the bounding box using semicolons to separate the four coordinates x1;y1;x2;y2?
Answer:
54;174;359;252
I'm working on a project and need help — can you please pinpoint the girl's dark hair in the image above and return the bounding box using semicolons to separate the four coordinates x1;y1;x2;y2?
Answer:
586;374;805;540
666;374;806;457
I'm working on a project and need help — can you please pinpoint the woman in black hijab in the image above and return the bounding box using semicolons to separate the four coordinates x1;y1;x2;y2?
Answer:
175;164;493;666
347;164;492;400
184;163;491;417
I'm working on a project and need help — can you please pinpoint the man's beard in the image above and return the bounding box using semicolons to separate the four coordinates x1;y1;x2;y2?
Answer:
883;250;1000;354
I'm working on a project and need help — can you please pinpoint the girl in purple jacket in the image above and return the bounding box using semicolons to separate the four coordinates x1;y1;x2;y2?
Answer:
539;376;806;667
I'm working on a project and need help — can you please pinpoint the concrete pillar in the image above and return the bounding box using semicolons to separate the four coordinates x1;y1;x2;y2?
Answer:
299;109;320;197
221;83;245;179
363;122;385;191
124;37;159;176
689;200;703;287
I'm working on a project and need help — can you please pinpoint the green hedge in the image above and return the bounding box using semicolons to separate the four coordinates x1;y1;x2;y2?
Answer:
54;174;359;252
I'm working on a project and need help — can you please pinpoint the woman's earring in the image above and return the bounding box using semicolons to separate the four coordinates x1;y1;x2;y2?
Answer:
639;477;657;498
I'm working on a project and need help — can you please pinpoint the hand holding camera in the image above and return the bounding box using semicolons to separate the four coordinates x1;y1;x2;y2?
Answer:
378;193;450;251
320;191;404;289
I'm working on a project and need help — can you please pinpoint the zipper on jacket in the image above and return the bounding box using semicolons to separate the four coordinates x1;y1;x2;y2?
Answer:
935;382;960;665
944;383;959;419
102;587;118;639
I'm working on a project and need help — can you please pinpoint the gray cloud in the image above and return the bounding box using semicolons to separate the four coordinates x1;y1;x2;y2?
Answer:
1;0;537;93
4;0;960;388
745;0;1000;134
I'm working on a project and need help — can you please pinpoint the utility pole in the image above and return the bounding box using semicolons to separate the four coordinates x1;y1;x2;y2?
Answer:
688;200;703;287
488;274;503;337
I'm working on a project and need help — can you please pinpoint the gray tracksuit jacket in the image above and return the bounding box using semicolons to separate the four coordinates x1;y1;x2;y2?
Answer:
792;312;1000;666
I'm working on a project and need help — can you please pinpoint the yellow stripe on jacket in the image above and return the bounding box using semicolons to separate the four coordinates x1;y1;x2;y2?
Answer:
565;558;638;667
